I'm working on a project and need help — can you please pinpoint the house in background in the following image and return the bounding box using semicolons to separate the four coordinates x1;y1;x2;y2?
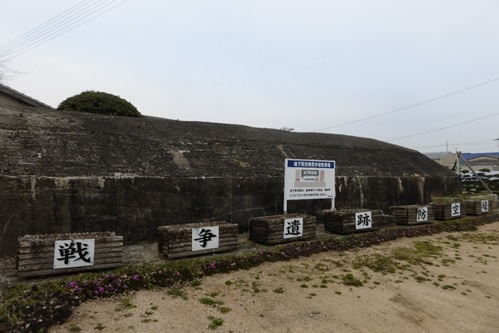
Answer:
0;83;53;110
423;151;457;169
459;152;499;172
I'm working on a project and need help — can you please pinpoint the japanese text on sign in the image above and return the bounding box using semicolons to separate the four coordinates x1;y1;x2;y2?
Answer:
53;239;95;269
283;218;304;239
192;227;219;251
355;211;372;230
416;206;428;222
481;200;489;213
284;159;336;201
451;203;461;217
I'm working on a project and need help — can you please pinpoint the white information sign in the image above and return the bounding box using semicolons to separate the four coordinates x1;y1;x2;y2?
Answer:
481;200;489;213
355;211;372;230
283;159;336;212
54;239;95;269
416;206;429;222
283;217;304;239
192;226;219;251
451;203;461;217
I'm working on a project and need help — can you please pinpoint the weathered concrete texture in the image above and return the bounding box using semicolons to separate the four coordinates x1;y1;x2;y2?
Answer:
0;106;461;257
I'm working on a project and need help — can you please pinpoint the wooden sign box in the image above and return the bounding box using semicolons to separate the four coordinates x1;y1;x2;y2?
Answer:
431;202;464;220
158;221;238;259
323;209;383;234
249;214;316;245
389;205;434;225
17;232;123;278
463;200;490;216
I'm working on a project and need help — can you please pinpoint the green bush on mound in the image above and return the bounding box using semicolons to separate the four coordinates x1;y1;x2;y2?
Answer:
57;91;141;117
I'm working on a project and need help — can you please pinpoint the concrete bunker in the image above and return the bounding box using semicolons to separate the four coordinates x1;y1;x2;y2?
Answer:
0;106;461;257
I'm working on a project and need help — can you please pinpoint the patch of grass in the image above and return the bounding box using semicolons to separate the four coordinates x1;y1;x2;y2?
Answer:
208;316;224;330
199;297;224;307
461;233;499;244
441;285;456;290
219;306;232;314
391;241;443;267
441;258;456;266
168;287;188;300
342;274;363;287
314;263;330;271
115;297;137;312
353;254;397;274
69;323;81;332
414;275;428;283
273;287;285;294
95;323;106;331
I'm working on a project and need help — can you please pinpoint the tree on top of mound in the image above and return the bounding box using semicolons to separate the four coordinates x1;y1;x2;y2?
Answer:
57;91;141;117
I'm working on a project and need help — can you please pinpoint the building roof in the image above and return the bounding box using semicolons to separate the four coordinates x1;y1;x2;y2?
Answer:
459;152;499;161
0;83;54;110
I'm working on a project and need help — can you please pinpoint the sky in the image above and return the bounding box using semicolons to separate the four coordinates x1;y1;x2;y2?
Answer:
1;0;499;153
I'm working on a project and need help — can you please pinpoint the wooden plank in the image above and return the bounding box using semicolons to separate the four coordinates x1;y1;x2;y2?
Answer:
17;241;123;254
17;235;123;248
167;237;239;249
18;251;123;267
168;240;239;253
168;244;238;259
18;262;123;278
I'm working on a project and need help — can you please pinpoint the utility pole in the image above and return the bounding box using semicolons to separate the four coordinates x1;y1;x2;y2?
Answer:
457;152;493;194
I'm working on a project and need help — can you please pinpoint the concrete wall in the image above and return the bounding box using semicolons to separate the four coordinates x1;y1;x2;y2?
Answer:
0;173;460;257
0;107;462;257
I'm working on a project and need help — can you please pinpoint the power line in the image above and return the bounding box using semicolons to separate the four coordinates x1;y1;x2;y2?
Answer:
387;112;499;142
411;139;497;150
315;77;499;132
0;0;127;61
0;0;94;53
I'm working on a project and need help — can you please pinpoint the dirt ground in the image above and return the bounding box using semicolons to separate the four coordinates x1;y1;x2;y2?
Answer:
47;223;499;333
